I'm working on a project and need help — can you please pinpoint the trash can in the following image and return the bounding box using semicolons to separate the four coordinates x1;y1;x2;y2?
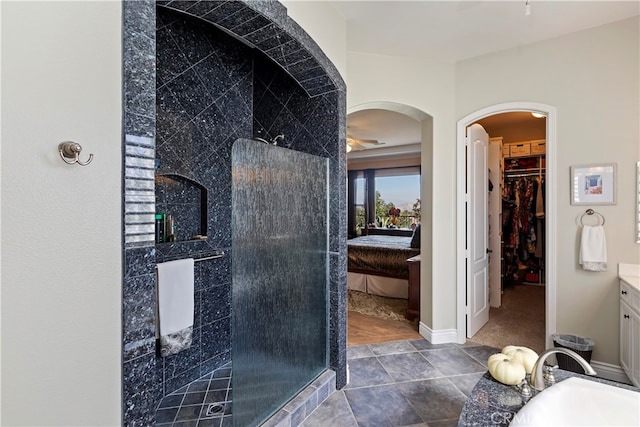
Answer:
552;333;595;373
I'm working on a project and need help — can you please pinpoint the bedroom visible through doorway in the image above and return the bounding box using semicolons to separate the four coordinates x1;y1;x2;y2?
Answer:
346;104;429;346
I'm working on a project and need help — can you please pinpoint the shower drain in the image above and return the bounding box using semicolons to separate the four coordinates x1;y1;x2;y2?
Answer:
206;403;225;417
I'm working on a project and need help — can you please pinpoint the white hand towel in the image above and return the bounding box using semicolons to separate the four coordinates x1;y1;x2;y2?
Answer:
579;225;607;272
157;259;195;356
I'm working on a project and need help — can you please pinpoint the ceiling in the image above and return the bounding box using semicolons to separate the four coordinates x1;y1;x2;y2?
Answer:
330;0;639;62
347;109;422;149
334;0;639;152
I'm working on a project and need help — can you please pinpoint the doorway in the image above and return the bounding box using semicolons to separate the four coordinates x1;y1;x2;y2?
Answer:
456;102;558;351
345;102;432;346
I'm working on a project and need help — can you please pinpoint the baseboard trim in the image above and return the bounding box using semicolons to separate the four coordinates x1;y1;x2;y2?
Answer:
590;360;632;385
419;325;630;385
419;322;459;344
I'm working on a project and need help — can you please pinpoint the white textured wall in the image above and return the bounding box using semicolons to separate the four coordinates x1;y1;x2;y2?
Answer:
455;17;640;365
281;0;347;80
1;1;122;424
347;52;457;331
287;4;640;367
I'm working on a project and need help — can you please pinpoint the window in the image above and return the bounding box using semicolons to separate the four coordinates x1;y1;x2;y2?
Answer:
354;172;366;234
348;166;421;237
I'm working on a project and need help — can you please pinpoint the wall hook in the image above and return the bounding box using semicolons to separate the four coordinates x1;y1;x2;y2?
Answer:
58;141;93;166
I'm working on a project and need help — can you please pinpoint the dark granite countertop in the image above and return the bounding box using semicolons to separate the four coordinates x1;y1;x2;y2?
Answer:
458;369;639;426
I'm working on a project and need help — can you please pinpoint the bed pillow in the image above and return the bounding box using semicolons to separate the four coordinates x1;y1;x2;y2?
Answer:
410;225;421;248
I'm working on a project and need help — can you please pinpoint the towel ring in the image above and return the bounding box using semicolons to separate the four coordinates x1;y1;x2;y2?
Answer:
580;209;605;226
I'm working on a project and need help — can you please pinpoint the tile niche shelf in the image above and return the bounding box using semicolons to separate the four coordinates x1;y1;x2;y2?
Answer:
155;173;208;243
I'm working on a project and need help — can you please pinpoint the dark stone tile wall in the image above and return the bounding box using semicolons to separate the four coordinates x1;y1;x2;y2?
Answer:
155;4;253;253
122;1;160;426
123;0;157;248
122;246;161;427
154;4;247;403
253;54;337;156
252;53;347;388
155;175;208;240
158;0;342;97
122;1;347;425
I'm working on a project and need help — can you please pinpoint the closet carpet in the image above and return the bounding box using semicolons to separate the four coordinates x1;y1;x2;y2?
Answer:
469;284;546;353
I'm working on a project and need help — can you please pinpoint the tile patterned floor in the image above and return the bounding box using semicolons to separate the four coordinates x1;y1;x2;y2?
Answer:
156;363;232;427
154;361;335;427
300;340;499;427
155;339;498;427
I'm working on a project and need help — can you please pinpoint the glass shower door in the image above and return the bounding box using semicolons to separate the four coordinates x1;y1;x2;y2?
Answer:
231;139;329;427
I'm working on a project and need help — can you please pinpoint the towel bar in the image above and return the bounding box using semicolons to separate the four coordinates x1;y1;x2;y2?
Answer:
156;252;225;265
194;253;224;262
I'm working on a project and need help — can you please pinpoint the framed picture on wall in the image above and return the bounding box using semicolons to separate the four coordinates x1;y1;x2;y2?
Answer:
571;163;616;205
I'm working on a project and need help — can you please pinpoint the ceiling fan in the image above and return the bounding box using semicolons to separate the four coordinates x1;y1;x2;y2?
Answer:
347;135;386;151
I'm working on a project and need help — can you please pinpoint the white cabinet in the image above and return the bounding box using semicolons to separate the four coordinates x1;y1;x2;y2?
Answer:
620;279;640;387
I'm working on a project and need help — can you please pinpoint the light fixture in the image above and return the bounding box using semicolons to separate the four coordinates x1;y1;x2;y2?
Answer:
531;112;546;119
346;144;352;153
525;0;531;16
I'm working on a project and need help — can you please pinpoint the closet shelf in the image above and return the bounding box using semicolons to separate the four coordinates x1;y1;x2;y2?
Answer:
505;168;546;174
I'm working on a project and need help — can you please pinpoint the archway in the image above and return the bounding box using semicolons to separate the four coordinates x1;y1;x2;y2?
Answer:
456;102;558;347
346;101;434;337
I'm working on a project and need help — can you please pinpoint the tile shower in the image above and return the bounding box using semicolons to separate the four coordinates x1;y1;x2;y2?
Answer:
121;1;347;426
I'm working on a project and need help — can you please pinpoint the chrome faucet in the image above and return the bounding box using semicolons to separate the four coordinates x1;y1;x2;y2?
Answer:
529;348;597;391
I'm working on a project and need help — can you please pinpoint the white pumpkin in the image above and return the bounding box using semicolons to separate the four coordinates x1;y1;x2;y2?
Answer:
487;353;527;385
502;345;539;374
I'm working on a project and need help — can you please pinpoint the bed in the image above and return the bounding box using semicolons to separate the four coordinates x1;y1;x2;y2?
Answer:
347;235;420;299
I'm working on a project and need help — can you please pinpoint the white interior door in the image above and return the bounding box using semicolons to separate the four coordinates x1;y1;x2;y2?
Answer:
467;123;490;338
488;138;502;308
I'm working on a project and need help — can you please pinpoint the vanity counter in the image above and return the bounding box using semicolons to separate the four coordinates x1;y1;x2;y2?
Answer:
457;370;638;426
619;263;640;387
619;263;640;291
620;275;640;291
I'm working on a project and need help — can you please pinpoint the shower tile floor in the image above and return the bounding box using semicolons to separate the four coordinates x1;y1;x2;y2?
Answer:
156;363;232;427
155;340;498;426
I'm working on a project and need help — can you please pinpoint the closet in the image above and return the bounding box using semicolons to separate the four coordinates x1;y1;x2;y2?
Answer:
480;114;546;349
501;139;546;288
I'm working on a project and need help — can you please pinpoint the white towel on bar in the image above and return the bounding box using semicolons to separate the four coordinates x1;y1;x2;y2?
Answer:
156;258;195;356
579;225;607;272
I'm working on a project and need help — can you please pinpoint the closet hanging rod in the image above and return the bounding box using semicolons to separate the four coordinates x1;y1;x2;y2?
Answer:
505;171;542;178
